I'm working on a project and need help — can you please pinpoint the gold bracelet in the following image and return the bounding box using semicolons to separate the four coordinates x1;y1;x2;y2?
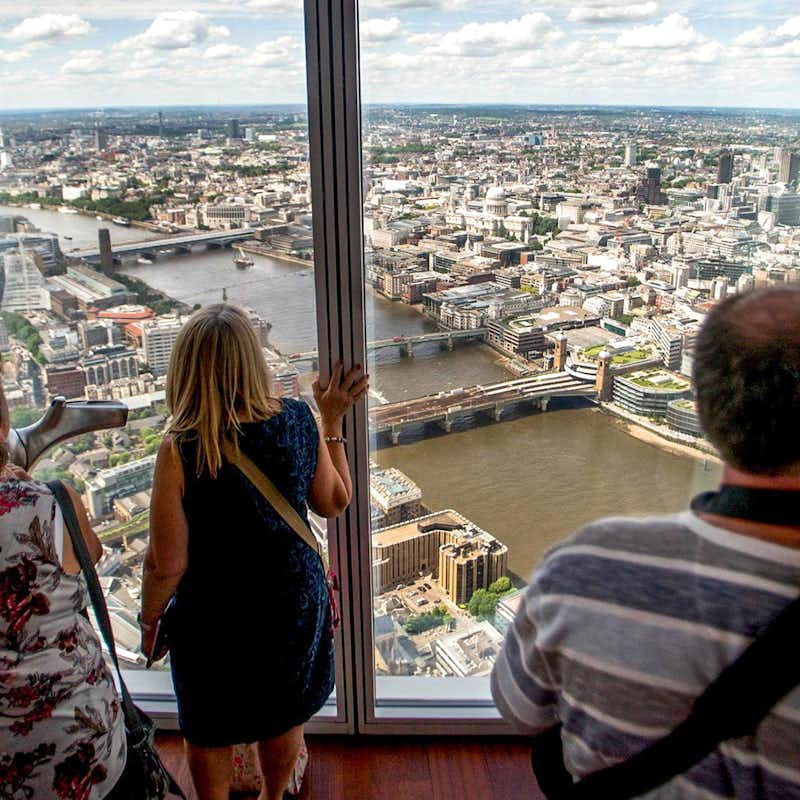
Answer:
324;435;346;444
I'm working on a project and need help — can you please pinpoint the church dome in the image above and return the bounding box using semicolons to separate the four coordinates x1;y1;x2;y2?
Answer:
485;186;506;201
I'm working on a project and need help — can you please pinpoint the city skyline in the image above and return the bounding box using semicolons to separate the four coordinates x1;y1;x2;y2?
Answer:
0;2;798;109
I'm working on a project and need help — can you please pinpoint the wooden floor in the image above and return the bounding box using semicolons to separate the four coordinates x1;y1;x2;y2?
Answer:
156;733;544;799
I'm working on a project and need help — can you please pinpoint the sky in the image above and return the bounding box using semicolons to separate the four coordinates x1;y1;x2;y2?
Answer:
0;1;798;110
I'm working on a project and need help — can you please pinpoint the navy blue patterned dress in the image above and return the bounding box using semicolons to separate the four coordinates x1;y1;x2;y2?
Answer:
168;398;334;747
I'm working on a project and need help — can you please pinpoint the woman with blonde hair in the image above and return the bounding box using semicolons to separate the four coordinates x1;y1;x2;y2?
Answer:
139;303;367;800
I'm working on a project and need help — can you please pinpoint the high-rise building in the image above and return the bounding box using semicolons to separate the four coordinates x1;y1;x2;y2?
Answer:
637;165;665;205
717;149;733;184
779;151;800;185
158;111;164;138
244;126;256;142
624;141;637;167
94;126;109;151
140;315;184;375
228;118;242;140
711;276;728;302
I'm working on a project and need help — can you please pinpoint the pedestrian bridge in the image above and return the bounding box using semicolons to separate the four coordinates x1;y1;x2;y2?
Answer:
369;371;595;444
288;329;487;366
71;229;255;262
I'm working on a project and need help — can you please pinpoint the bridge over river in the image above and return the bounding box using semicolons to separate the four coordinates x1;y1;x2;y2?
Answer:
70;229;254;263
369;371;595;444
287;328;487;366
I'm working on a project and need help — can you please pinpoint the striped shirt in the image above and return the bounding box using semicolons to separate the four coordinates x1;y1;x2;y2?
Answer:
491;511;800;799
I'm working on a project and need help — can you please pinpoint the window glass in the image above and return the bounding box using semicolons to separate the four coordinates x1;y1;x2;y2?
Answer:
0;2;319;670
356;1;798;690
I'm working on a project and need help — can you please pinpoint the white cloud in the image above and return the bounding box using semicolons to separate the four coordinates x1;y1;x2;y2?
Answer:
203;43;244;59
616;13;704;49
775;16;800;39
251;35;301;68
0;47;33;63
414;13;562;57
121;11;230;51
733;25;773;47
247;0;301;9
3;13;93;42
361;0;466;8
61;49;104;74
361;17;402;43
568;2;659;24
733;15;800;50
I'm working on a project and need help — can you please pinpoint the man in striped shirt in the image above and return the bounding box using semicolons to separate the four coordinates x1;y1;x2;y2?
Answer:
492;286;800;798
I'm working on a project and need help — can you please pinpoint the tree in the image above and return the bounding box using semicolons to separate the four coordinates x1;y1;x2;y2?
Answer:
488;576;512;595
468;589;499;620
625;276;641;288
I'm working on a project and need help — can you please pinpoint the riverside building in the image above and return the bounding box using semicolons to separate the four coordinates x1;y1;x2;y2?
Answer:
372;510;508;603
612;369;692;418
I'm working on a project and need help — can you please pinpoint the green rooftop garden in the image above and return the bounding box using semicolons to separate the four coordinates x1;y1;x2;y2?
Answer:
671;398;697;411
583;345;652;364
629;371;690;391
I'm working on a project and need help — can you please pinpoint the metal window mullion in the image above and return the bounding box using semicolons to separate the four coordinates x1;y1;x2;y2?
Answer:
304;0;369;733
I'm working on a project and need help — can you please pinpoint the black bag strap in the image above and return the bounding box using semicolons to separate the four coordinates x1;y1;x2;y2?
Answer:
533;592;800;799
48;481;141;728
50;480;188;800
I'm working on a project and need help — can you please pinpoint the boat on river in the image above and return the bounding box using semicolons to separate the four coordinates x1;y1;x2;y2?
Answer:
234;247;254;269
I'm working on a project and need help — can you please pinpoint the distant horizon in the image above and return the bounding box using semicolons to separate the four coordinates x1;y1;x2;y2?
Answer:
2;101;800;117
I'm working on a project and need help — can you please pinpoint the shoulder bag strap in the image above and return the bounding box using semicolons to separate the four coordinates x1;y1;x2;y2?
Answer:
47;480;140;727
221;440;324;561
541;592;800;800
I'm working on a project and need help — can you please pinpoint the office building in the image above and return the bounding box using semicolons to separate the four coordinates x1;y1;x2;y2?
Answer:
438;533;508;606
637;166;665;205
94;126;109;151
666;399;703;436
779;151;800;185
82;346;139;387
372;510;507;602
228;118;242;140
624;141;637;168
46;365;87;400
84;455;157;519
433;621;503;677
612;369;692;418
771;193;800;226
717;149;733;184
140;315;184;376
0;250;48;312
487;313;546;358
370;466;423;528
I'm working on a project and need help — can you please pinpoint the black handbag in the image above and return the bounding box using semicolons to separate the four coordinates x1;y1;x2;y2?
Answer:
49;481;186;800
530;486;800;799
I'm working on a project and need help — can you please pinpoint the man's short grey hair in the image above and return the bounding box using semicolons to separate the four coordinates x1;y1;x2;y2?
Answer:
693;285;800;474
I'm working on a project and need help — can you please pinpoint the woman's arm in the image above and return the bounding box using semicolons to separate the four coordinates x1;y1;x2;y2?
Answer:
60;483;103;573
140;436;189;654
308;361;368;518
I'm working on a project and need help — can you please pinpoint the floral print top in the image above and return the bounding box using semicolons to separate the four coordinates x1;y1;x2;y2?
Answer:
0;477;126;800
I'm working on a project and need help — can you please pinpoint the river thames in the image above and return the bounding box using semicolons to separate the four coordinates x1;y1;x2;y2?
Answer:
6;206;721;575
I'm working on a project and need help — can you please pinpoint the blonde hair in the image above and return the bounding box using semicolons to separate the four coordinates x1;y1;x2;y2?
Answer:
166;304;281;477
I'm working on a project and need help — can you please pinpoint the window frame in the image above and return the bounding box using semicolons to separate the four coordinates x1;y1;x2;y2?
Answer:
303;0;515;734
123;0;517;736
